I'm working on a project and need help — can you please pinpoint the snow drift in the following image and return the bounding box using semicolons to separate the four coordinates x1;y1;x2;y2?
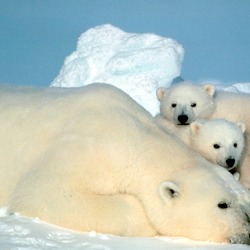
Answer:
51;24;184;115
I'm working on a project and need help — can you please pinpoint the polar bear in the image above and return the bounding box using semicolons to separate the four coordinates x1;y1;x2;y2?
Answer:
0;83;250;244
156;118;246;173
210;90;250;188
156;81;250;188
156;81;215;125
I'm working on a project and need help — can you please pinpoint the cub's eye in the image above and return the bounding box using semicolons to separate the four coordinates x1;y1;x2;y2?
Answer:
191;103;196;107
171;103;177;108
213;144;220;149
233;143;237;148
218;202;230;209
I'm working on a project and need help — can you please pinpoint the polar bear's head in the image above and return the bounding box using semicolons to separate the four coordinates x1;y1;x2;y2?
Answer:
156;82;215;125
189;119;246;171
148;164;250;244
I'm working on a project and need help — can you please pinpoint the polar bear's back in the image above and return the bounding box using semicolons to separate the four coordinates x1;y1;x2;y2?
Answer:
0;83;154;139
212;90;250;131
0;83;169;205
0;83;148;116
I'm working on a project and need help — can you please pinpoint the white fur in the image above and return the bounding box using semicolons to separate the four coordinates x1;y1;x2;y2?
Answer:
210;90;250;188
189;119;246;171
0;84;250;244
156;81;215;125
156;81;250;188
156;118;246;172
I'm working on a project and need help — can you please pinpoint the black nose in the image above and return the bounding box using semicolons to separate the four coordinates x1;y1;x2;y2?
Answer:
178;115;188;124
226;158;235;168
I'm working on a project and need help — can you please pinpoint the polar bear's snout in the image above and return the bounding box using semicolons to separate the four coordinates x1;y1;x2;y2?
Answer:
177;114;189;125
229;212;250;244
174;106;195;125
225;158;236;170
240;211;250;244
229;234;250;244
219;156;238;171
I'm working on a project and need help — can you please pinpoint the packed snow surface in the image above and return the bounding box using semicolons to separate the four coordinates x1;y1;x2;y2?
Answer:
0;208;249;250
1;24;250;249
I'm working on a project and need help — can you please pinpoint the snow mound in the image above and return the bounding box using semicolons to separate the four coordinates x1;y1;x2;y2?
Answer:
51;24;184;115
229;83;250;93
212;83;250;93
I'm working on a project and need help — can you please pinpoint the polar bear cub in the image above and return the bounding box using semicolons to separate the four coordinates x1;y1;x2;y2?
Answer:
189;119;246;172
156;81;250;188
156;81;215;125
156;118;246;173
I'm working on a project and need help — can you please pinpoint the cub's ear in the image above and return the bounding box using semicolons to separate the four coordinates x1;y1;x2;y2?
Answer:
159;181;180;202
236;121;246;133
203;84;215;97
156;87;167;101
190;121;202;136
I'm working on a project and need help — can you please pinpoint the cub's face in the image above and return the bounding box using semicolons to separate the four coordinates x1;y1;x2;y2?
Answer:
190;119;246;171
156;82;215;125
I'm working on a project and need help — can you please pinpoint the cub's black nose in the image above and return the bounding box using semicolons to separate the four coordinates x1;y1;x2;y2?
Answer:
226;158;235;168
178;114;188;124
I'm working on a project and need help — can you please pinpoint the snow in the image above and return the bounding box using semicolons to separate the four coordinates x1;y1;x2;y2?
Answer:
216;82;250;94
51;24;184;115
1;208;249;250
1;24;250;249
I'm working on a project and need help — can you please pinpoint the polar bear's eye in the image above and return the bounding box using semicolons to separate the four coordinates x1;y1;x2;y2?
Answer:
233;143;237;148
218;202;230;209
171;103;177;108
191;102;196;107
213;144;220;149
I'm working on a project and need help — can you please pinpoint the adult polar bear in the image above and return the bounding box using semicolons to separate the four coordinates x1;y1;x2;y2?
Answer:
0;84;250;244
156;82;250;188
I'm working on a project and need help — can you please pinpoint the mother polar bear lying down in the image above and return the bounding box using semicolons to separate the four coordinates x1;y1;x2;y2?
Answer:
0;83;250;244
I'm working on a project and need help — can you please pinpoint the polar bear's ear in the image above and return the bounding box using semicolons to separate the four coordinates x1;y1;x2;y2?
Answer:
203;84;215;97
190;122;202;136
236;122;246;133
156;87;167;101
159;181;180;201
